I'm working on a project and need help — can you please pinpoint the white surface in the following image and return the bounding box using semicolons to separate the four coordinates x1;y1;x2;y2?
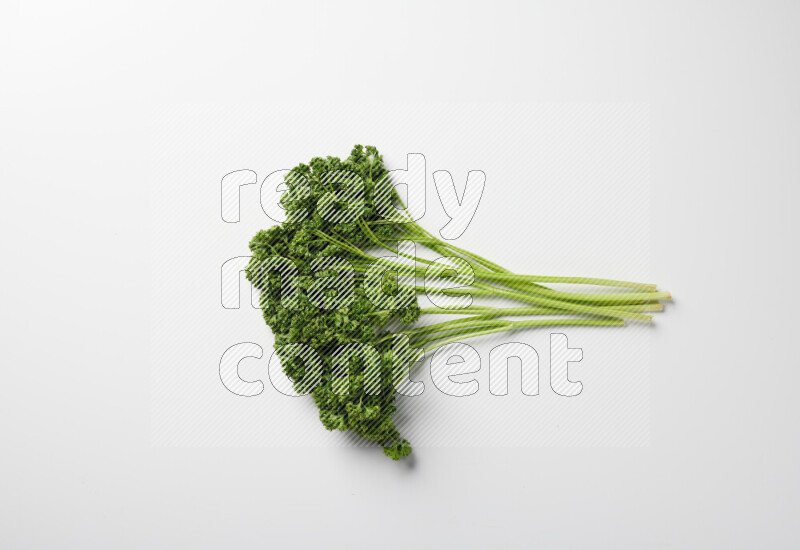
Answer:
2;1;799;548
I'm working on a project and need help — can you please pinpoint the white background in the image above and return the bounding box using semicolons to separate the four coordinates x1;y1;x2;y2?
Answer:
2;1;799;548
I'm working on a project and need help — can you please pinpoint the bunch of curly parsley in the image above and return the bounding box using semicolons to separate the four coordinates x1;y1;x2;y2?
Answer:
246;145;669;460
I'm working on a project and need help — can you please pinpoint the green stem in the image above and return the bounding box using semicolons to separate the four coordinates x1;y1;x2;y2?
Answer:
418;303;663;316
473;271;657;292
391;220;658;291
350;257;665;313
337;229;663;318
470;281;652;322
356;226;662;302
386;317;508;343
417;317;625;354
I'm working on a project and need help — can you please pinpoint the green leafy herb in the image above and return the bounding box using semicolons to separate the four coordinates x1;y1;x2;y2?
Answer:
246;145;669;460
